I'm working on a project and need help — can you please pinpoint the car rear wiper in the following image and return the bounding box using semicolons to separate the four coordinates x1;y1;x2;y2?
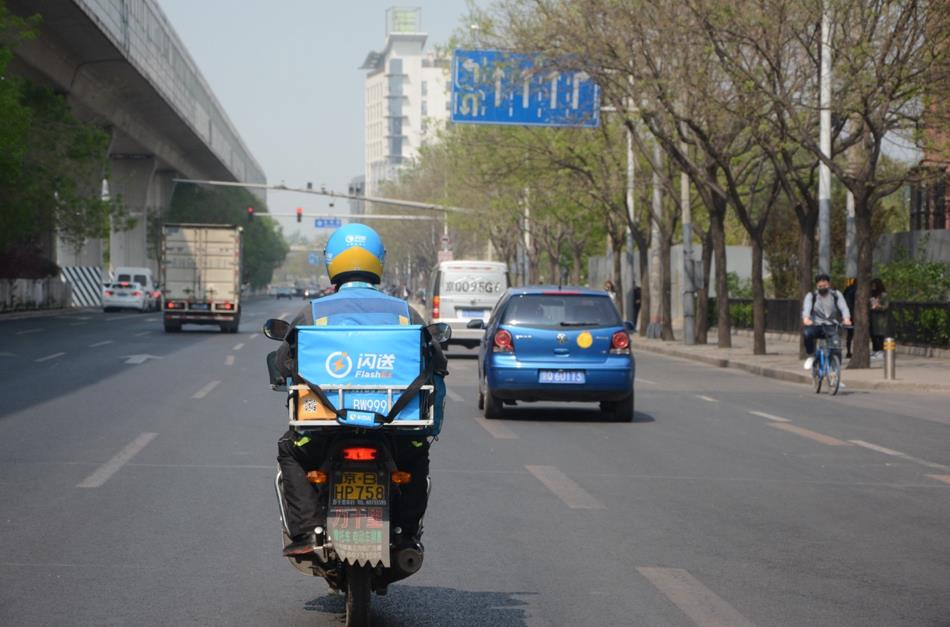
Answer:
559;321;599;327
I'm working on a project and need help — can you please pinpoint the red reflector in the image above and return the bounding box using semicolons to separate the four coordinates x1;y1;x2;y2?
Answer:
104;290;113;296
342;447;378;461
493;329;513;352
611;331;630;350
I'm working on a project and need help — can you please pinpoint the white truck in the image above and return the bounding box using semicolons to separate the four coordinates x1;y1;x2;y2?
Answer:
160;223;242;333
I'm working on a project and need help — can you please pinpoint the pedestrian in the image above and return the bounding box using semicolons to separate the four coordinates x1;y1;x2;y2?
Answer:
603;280;617;305
843;278;857;358
870;278;891;360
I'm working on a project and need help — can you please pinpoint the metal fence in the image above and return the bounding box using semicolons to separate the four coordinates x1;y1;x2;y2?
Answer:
710;297;950;348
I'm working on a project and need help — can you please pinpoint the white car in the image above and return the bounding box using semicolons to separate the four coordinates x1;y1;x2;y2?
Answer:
102;281;150;312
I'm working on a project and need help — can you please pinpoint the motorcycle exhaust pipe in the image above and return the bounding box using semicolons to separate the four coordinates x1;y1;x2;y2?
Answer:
395;546;424;575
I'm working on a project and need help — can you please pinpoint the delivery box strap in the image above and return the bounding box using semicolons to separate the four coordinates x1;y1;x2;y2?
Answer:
300;358;434;426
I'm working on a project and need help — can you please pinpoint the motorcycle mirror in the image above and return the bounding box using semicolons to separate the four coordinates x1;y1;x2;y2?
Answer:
263;318;291;341
426;322;452;345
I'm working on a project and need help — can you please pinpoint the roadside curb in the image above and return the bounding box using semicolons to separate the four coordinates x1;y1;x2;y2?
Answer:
635;340;950;393
0;307;96;321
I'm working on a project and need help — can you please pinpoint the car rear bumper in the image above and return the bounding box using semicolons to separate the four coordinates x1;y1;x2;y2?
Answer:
486;355;634;402
103;295;145;310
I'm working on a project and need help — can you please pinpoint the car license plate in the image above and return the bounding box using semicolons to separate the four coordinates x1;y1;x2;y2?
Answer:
117;292;128;297
458;309;487;319
331;471;388;506
538;370;586;384
190;303;209;310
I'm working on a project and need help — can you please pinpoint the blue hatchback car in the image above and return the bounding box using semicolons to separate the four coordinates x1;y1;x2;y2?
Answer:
470;286;636;421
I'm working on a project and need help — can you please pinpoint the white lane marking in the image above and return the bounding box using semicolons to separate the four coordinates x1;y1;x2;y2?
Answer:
278;312;290;320
77;433;157;488
134;331;150;337
638;567;758;627
748;410;790;423
145;318;159;322
525;465;605;510
927;475;950;486
637;378;658;385
225;355;235;366
88;340;113;348
696;395;718;402
122;354;161;365
34;352;65;362
473;416;518;440
107;314;145;321
192;380;221;399
0;351;15;357
232;343;245;351
850;440;950;471
446;388;464;402
16;328;43;336
249;333;259;340
69;322;86;326
768;422;852;447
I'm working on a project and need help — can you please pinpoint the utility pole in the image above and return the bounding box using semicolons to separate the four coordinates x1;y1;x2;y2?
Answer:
647;137;663;339
681;138;695;345
818;7;833;274
625;120;636;322
845;191;856;278
523;187;531;285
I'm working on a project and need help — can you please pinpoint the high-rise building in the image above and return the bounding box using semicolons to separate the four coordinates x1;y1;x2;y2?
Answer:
360;7;449;197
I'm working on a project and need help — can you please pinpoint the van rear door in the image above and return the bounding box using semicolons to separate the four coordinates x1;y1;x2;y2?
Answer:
439;265;507;321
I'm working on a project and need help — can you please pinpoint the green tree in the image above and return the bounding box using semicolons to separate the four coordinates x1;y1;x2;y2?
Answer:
165;184;288;289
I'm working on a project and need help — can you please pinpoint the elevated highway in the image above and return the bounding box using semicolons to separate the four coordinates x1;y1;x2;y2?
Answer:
7;0;266;274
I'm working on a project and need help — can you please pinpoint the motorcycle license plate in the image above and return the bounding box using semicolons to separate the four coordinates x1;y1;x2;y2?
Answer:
331;471;388;506
538;370;586;384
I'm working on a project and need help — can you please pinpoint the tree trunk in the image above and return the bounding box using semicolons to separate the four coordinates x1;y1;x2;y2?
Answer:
848;191;874;369
660;230;675;340
695;228;713;344
571;244;583;284
750;234;767;355
796;219;815;359
611;231;625;318
710;200;731;348
638;242;650;336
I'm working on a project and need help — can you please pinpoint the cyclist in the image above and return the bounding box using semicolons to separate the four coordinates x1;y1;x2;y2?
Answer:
802;273;852;370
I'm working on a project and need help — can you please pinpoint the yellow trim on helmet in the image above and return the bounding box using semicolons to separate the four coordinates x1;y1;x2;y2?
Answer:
327;246;383;279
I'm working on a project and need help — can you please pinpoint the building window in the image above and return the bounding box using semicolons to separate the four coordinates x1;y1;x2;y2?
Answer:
421;101;428;116
910;169;948;230
421;80;428;96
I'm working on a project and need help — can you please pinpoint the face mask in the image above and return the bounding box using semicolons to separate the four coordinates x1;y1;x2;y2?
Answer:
818;287;830;296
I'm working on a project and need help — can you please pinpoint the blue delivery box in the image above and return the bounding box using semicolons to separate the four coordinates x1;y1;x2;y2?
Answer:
296;325;425;423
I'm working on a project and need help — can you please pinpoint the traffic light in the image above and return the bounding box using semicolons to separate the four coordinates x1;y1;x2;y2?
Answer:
247;206;254;222
296;207;303;223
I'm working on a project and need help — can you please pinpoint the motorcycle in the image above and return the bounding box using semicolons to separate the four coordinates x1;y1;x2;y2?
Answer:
263;317;448;627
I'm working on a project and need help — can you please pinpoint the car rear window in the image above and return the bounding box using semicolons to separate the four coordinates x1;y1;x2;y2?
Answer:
501;294;620;329
441;271;506;295
134;274;148;286
117;274;131;282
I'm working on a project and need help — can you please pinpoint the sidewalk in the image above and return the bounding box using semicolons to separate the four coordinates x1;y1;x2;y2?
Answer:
635;331;950;393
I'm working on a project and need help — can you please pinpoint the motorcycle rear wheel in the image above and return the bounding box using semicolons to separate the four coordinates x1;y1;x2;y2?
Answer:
345;565;372;627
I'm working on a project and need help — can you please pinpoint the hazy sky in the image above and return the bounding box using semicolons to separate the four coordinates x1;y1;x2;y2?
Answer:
158;1;473;238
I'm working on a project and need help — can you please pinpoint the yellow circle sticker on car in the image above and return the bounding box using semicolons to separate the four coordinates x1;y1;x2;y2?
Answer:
577;331;593;349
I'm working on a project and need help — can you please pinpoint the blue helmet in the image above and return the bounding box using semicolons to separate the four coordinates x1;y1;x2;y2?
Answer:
324;223;386;285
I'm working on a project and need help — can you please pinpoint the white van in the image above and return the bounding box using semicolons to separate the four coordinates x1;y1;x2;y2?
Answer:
428;260;509;348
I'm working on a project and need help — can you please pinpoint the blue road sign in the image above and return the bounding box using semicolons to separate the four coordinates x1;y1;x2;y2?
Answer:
314;218;343;229
451;49;600;128
308;252;320;266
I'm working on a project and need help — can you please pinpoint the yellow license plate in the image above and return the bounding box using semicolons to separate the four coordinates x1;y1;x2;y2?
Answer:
332;472;387;504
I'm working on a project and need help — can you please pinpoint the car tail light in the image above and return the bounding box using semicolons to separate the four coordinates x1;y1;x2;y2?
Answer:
610;330;631;354
493;329;514;353
342;447;378;461
152;291;161;298
104;290;113;296
166;301;176;309
432;295;440;319
221;302;233;310
131;290;142;297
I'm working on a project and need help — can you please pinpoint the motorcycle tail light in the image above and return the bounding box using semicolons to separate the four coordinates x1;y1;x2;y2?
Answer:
342;447;378;461
391;471;412;485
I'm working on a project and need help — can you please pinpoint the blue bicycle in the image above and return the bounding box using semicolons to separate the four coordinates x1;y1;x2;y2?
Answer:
811;322;844;395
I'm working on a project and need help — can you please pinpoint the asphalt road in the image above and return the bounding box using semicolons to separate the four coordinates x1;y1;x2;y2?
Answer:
1;298;949;626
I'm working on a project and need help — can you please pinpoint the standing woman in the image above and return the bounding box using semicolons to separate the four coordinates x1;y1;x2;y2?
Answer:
870;278;891;359
603;280;618;305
